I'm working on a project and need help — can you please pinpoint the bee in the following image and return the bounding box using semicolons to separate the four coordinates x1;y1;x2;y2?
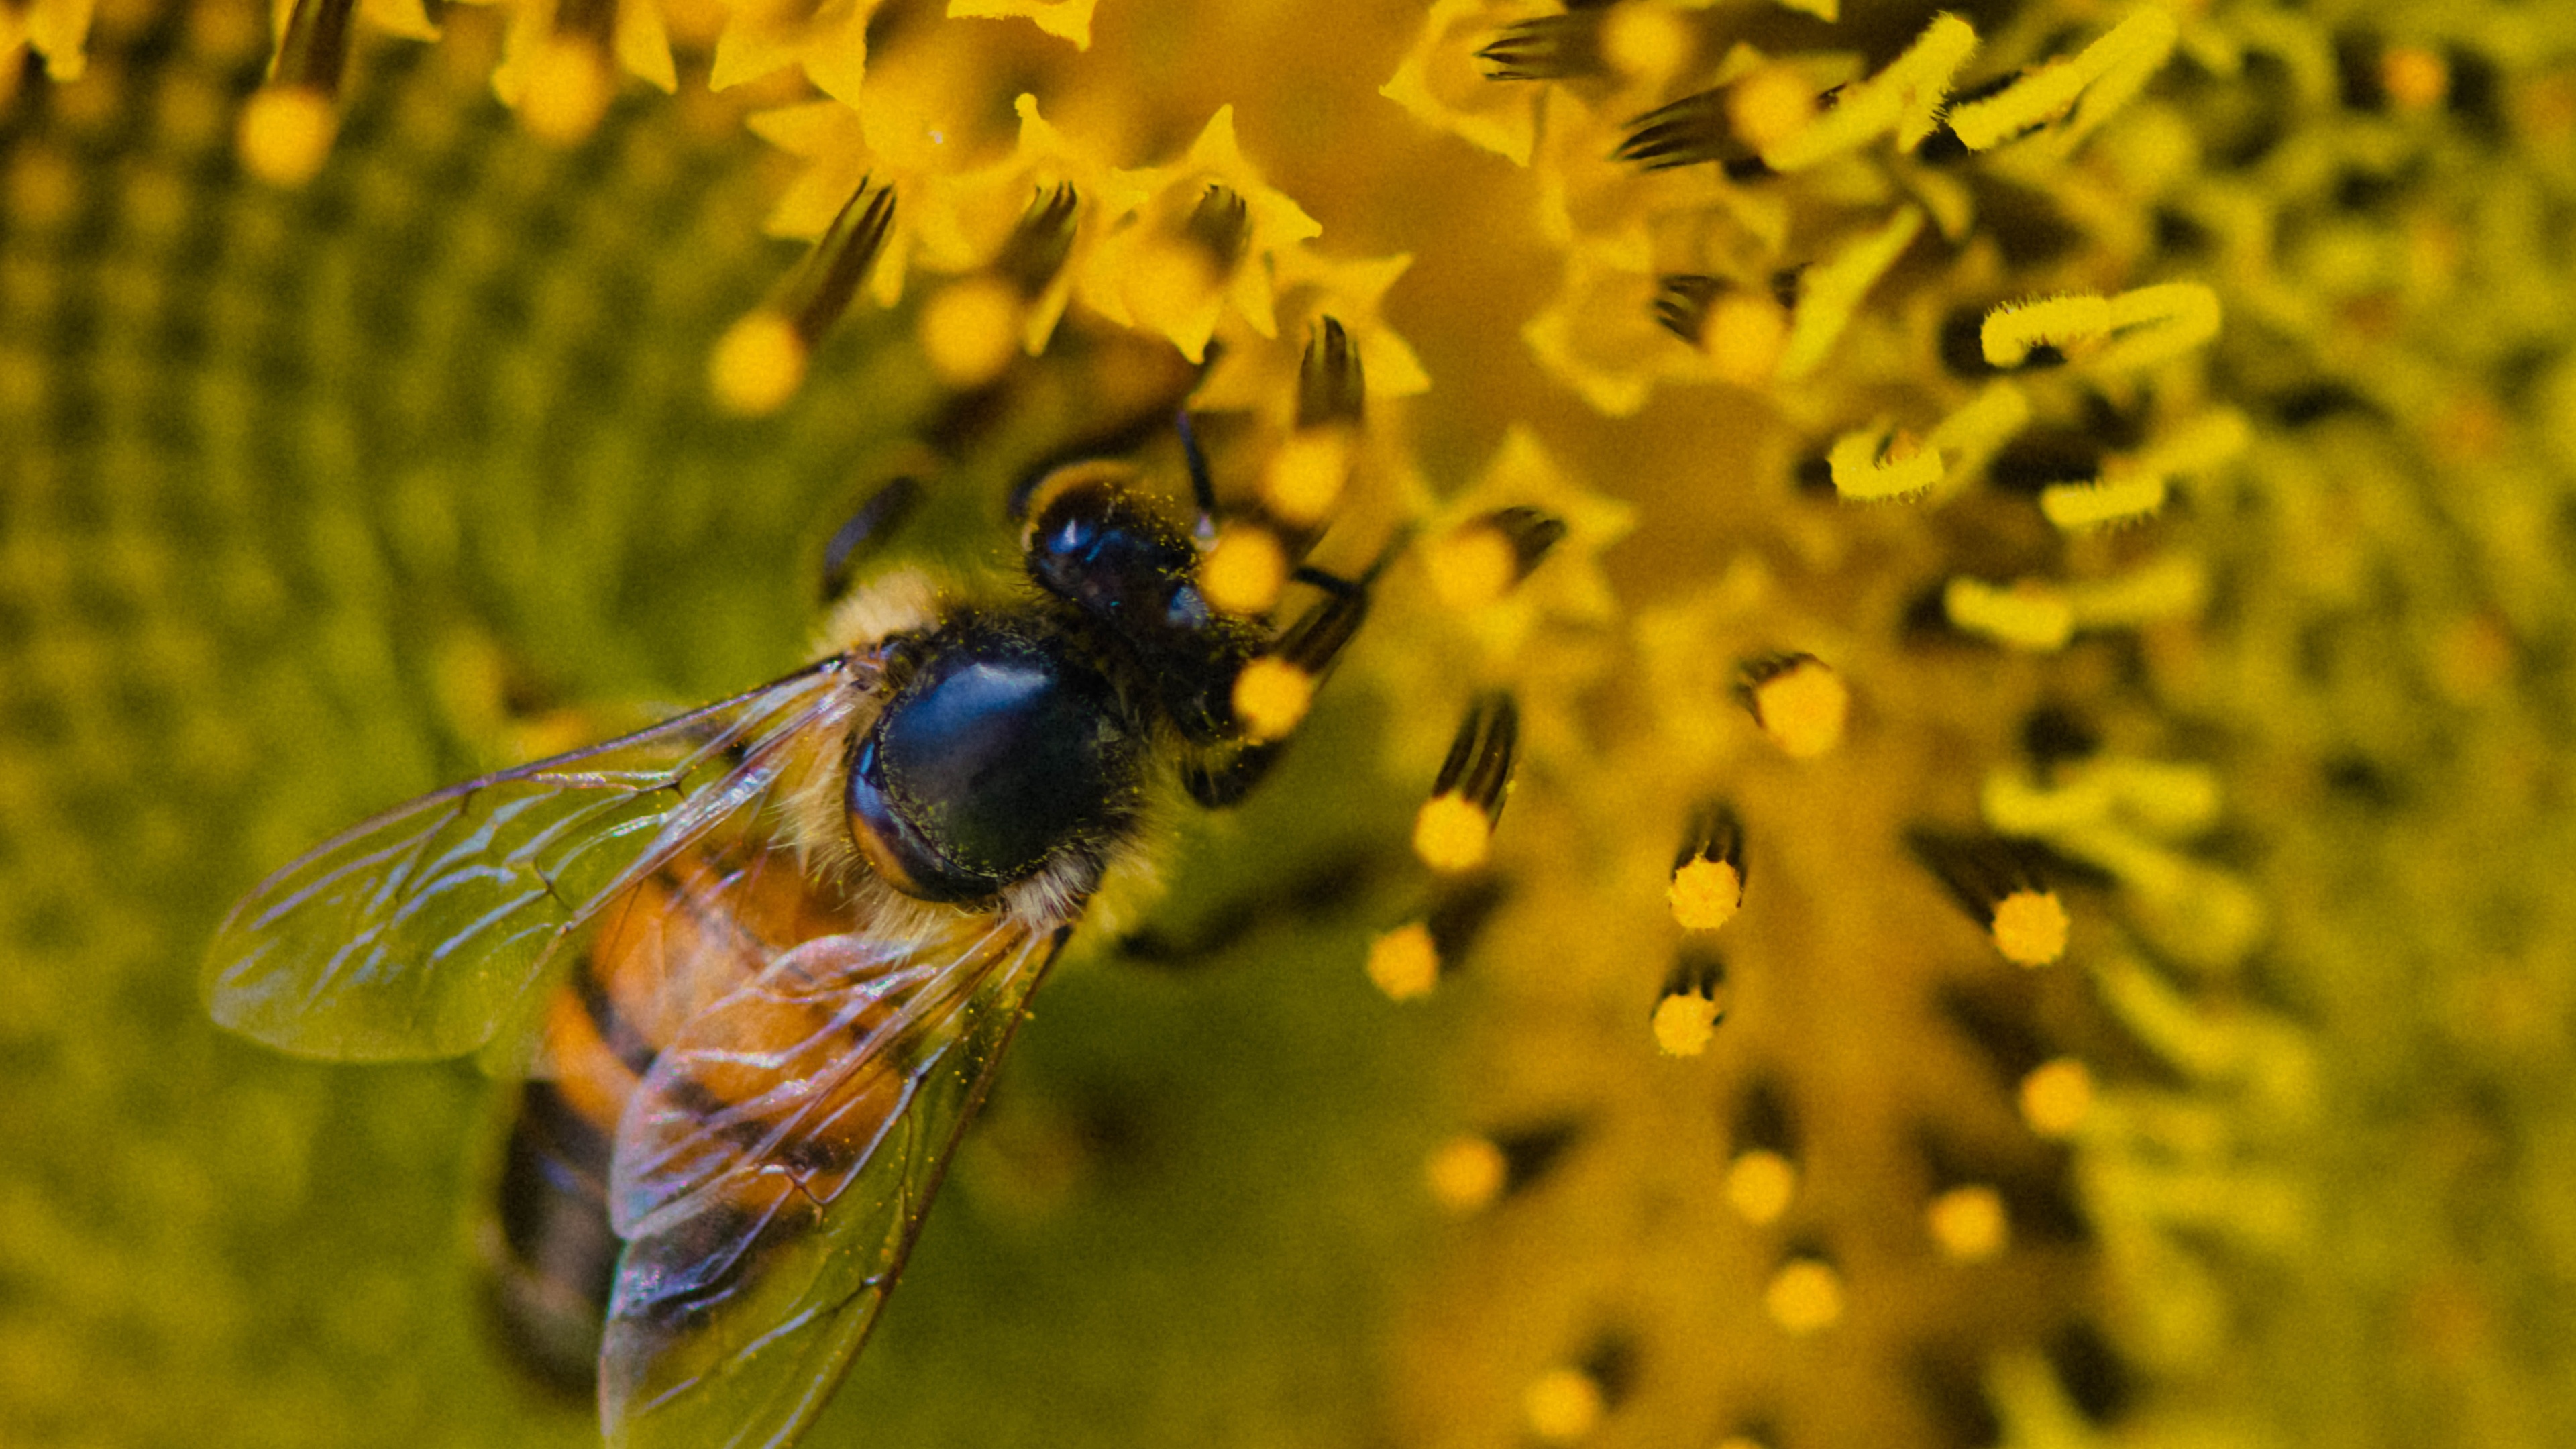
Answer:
205;445;1378;1448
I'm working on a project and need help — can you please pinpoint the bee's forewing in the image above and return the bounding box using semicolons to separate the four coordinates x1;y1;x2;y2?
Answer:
203;659;865;1062
600;922;1067;1449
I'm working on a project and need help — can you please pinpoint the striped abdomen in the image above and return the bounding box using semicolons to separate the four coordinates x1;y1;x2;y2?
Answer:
478;844;885;1393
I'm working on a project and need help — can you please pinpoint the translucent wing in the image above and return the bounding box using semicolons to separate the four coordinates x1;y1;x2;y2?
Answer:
205;657;872;1061
600;918;1068;1449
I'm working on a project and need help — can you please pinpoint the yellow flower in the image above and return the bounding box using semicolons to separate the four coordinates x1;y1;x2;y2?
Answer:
1076;104;1321;362
17;2;2576;1448
923;93;1146;354
945;0;1097;51
1379;0;1556;166
1194;248;1428;421
706;0;877;99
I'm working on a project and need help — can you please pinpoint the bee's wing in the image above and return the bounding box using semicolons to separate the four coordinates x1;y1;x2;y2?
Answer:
205;657;871;1062
599;917;1068;1449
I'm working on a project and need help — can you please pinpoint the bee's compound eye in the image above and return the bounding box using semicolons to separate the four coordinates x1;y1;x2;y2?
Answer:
846;635;1139;903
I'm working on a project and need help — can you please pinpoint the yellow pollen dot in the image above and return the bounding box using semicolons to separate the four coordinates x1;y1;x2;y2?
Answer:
1230;657;1315;743
1764;1258;1843;1335
1261;431;1349;525
1703;293;1790;386
1752;659;1848;759
1927;1185;2009;1262
709;311;809;417
1652;990;1723;1057
1729;63;1820;153
519;35;615;147
1724;1149;1795;1224
1523;1366;1605;1443
1990;888;2069;967
236;86;337;188
920;277;1023;388
1424;1135;1507;1214
1365;923;1440;1001
2382;46;2449;112
1425;524;1517;612
1412;794;1493;874
1668;858;1742;932
2019;1057;2095;1138
1201;525;1287;615
1600;5;1690;83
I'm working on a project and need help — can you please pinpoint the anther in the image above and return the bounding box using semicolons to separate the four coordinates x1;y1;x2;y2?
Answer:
2018;1057;2094;1137
1231;561;1371;739
1668;800;1745;932
1425;1116;1581;1214
1525;1334;1633;1443
920;278;1024;388
1616;88;1774;176
1426;506;1566;612
1764;1252;1844;1334
519;34;616;147
1652;274;1725;344
1230;657;1315;744
1203;523;1290;616
1478;13;1605;83
1522;1366;1603;1443
1907;829;2070;967
712;180;897;416
1296;315;1366;429
994;182;1081;298
1926;1181;2009;1263
1261;432;1350;526
237;0;355;186
1725;1076;1799;1224
1654;277;1790;384
1652;943;1728;1057
1366;872;1507;1000
518;0;620;146
1915;1130;2026;1263
1184;184;1250;271
780;180;900;351
1414;693;1520;873
1939;984;2096;1136
1736;653;1848;759
1728;61;1821;153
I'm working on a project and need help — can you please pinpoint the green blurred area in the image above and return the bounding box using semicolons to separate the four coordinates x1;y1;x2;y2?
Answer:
0;9;1444;1446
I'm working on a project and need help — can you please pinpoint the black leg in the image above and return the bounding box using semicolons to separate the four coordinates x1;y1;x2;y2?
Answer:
1112;843;1380;970
1178;410;1218;541
820;476;927;604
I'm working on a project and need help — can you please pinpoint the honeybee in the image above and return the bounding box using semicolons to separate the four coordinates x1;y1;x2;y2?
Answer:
205;451;1376;1448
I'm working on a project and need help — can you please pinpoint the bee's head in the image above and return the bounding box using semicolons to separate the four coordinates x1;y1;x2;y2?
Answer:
1020;460;1259;744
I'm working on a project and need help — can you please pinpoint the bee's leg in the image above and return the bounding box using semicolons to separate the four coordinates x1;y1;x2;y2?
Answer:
819;475;928;605
1193;540;1405;808
1289;563;1362;596
1178;410;1218;543
1112;842;1381;971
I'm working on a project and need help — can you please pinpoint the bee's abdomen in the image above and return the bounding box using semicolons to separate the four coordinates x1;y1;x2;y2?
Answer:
482;1077;621;1397
479;850;845;1391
